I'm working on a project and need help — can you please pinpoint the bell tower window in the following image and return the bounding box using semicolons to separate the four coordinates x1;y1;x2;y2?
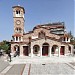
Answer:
15;27;22;33
16;37;18;41
16;11;18;14
16;10;21;17
19;10;20;14
64;37;65;41
16;10;20;14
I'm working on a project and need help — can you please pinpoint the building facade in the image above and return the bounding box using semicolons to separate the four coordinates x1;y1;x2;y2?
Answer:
11;5;73;57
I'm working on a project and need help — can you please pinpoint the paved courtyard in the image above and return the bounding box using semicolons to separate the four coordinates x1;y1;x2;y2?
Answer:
0;63;75;75
0;56;75;75
29;63;75;75
0;59;9;73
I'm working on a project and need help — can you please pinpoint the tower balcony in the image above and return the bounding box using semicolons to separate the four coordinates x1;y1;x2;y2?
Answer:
12;34;23;42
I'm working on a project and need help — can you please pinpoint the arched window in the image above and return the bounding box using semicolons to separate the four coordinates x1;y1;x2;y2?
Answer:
38;31;45;38
16;10;20;14
19;10;20;14
19;37;21;41
67;37;68;41
16;10;18;14
15;28;22;33
63;37;65;41
14;45;20;56
16;28;18;31
16;37;18;41
33;45;40;54
19;28;22;33
51;45;58;54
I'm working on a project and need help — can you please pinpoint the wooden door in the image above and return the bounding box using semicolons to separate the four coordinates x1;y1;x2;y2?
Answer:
42;46;48;56
23;46;28;56
60;46;64;55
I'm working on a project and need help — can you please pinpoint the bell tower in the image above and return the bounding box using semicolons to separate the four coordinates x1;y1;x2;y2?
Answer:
12;5;25;42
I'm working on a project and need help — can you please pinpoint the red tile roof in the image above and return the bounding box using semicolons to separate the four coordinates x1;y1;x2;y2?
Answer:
64;34;70;37
12;34;23;37
10;41;29;45
33;24;65;30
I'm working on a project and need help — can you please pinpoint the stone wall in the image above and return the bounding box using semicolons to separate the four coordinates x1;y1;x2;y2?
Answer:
23;27;60;42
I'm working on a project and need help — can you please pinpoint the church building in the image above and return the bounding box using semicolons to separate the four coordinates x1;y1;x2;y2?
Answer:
11;5;73;57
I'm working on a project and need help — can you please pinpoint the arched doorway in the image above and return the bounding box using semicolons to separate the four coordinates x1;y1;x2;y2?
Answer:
14;45;20;56
33;45;40;56
23;46;28;56
42;43;49;56
60;46;65;55
52;45;59;55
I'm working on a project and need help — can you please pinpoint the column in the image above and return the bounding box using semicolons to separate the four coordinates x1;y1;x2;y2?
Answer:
31;46;33;57
65;37;67;42
68;38;70;42
40;46;42;57
49;47;51;57
18;37;19;42
20;46;23;56
14;36;16;42
58;46;60;57
64;46;67;56
21;37;23;41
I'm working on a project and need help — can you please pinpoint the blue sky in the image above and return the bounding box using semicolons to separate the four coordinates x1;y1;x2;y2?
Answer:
0;0;74;41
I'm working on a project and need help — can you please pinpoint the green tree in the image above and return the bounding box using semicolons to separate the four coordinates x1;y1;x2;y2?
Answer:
0;40;10;54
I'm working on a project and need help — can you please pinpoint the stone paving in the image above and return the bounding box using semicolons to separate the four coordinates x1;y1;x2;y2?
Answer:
0;59;9;73
0;55;75;75
22;64;30;75
30;63;75;75
1;63;74;75
9;55;75;64
70;62;75;66
5;64;25;75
